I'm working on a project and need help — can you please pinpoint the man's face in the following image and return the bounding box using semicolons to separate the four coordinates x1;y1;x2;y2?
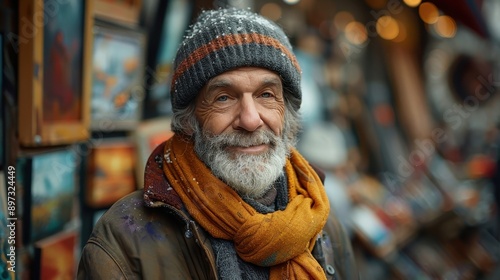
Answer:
193;67;288;198
195;67;286;144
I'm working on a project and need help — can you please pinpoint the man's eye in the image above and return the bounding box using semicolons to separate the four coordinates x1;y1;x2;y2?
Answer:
261;92;273;98
216;95;228;102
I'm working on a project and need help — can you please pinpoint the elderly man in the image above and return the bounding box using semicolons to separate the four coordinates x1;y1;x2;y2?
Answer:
78;8;357;280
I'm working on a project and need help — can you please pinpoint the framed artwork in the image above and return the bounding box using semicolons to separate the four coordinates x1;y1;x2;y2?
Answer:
143;0;192;118
132;117;173;187
86;139;136;208
18;0;94;147
34;230;77;280
94;0;142;26
90;23;146;131
350;204;395;258
21;149;78;243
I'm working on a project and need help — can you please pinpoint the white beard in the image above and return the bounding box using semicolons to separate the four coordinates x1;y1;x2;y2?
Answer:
194;129;289;199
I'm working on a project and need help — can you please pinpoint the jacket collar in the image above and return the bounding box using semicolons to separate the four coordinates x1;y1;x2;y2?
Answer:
143;141;218;279
143;141;184;210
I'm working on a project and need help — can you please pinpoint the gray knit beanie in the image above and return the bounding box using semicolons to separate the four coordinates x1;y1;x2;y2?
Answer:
170;8;302;112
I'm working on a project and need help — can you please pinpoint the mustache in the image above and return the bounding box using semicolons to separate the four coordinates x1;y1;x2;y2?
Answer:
202;130;279;149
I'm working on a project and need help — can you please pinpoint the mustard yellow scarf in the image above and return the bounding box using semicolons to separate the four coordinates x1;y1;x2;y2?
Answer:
163;134;330;279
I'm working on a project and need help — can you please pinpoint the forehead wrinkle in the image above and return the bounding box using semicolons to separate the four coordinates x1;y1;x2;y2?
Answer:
201;69;284;101
261;76;282;89
207;74;282;92
206;79;233;93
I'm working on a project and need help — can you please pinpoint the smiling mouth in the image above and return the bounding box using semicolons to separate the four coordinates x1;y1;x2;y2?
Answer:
226;144;269;155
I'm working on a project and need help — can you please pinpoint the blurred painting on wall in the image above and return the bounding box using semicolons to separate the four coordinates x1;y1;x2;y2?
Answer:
94;0;142;26
22;149;77;243
42;0;85;122
18;0;93;146
86;140;136;208
145;0;192;118
34;230;77;280
90;23;145;130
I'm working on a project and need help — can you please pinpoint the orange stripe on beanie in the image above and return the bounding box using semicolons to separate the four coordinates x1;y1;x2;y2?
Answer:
170;8;302;112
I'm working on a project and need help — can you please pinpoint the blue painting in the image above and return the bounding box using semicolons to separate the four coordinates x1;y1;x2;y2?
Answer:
29;150;77;242
91;25;145;129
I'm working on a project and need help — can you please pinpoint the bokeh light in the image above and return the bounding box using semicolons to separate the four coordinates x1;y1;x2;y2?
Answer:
403;0;421;7
260;2;282;21
376;15;400;40
434;15;457;38
419;2;439;24
345;21;368;45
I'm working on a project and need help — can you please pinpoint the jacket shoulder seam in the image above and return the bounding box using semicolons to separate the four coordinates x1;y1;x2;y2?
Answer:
87;237;131;279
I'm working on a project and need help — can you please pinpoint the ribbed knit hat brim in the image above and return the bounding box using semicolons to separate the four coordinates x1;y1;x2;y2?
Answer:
170;8;302;112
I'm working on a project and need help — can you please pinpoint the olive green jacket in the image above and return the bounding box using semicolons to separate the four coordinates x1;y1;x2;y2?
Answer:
77;142;358;280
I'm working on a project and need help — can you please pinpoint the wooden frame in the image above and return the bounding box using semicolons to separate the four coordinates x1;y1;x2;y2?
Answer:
94;0;142;26
18;0;93;147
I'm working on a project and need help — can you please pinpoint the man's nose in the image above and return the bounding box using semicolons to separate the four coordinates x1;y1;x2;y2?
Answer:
234;96;264;132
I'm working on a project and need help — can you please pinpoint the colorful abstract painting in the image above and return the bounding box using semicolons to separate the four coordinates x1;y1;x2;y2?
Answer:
91;24;145;130
28;150;77;242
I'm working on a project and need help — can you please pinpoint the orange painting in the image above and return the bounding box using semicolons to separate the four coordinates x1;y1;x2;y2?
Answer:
35;231;77;280
87;142;136;208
